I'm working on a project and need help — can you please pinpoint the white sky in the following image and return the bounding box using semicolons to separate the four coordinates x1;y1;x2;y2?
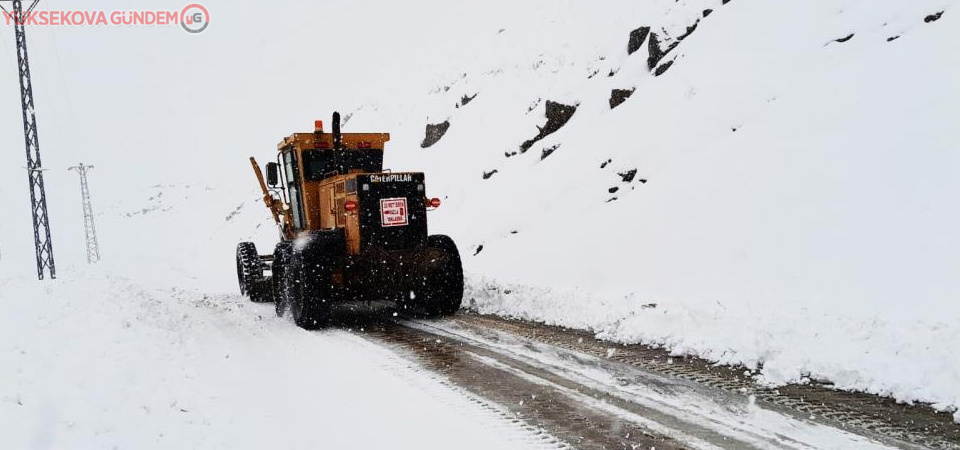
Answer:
0;0;479;266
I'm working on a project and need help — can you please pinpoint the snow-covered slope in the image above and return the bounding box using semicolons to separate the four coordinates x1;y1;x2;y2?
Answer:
342;0;960;417
0;0;957;425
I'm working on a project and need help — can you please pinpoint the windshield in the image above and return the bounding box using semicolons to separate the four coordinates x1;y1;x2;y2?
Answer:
302;149;383;180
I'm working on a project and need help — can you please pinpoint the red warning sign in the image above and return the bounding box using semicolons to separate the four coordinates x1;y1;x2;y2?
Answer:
380;197;409;227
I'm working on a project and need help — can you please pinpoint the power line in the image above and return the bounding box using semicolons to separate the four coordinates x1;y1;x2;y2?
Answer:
68;163;99;264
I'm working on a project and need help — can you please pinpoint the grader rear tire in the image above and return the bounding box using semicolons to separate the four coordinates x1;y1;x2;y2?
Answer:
272;243;292;317
286;231;343;329
419;234;464;317
288;254;334;329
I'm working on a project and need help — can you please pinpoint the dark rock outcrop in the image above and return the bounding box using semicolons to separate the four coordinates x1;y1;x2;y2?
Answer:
482;169;499;179
619;169;638;183
834;33;855;43
609;88;635;109
654;60;674;76
647;32;666;70
520;101;577;152
925;11;943;23
540;144;560;160
420;120;450;148
458;93;477;107
628;26;651;55
677;20;700;42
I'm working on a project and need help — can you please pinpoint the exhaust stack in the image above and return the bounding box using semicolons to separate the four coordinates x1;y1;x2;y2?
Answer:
332;111;342;150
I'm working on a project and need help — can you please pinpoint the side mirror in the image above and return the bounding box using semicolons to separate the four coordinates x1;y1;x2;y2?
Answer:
266;162;279;187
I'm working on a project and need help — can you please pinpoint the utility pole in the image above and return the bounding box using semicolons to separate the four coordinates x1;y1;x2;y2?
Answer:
68;163;99;264
0;0;56;279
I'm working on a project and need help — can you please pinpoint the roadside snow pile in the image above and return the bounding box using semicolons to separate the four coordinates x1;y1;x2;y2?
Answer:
0;266;555;450
464;277;960;419
340;0;960;416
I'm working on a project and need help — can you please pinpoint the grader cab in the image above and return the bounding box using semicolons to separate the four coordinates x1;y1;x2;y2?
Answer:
236;112;463;329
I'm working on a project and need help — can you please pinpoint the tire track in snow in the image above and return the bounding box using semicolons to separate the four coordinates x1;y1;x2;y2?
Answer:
337;306;733;450
445;312;960;450
322;304;933;449
291;312;573;450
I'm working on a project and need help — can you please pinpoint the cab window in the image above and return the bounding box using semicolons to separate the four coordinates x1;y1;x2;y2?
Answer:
283;151;305;229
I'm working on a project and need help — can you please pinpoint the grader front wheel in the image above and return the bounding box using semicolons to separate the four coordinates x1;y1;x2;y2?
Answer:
236;242;273;303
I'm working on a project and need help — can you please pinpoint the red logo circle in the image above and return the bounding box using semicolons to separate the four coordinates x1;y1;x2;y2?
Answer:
181;4;210;33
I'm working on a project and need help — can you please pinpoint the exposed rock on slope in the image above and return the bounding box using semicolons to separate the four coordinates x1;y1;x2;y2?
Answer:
520;101;577;152
421;120;451;148
609;88;635;109
627;26;651;55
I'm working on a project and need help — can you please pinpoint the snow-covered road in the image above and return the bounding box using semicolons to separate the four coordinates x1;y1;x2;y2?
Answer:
0;271;558;450
3;267;951;449
373;314;947;450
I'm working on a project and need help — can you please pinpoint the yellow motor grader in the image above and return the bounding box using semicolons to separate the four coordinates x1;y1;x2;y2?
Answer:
236;112;463;329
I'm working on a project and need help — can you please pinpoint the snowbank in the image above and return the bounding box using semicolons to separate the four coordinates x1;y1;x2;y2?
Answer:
464;276;960;419
0;266;554;449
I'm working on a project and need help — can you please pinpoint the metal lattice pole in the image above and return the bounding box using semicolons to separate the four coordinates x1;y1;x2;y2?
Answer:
68;163;99;264
1;0;56;279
